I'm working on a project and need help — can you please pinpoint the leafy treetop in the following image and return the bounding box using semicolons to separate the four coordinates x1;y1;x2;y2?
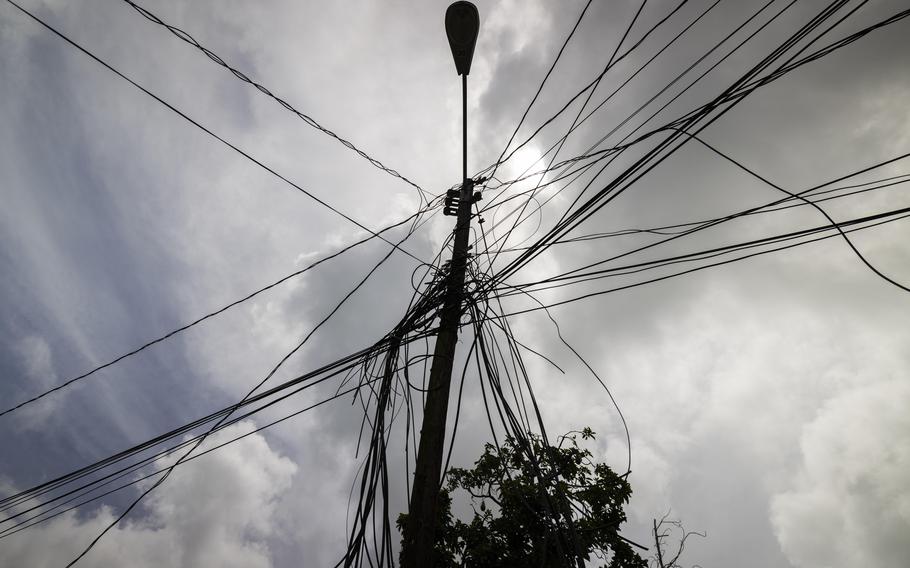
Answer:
399;428;647;567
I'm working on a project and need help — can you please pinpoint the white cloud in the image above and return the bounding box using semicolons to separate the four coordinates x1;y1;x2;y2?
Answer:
771;379;910;568
3;1;910;566
1;422;297;568
10;335;59;427
13;335;56;387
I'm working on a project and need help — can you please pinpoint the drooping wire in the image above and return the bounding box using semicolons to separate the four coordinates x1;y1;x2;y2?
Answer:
674;128;910;293
533;148;910;289
497;204;910;300
484;0;861;290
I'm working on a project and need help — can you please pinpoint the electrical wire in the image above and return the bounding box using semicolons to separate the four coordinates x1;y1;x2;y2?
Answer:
118;0;432;206
2;0;427;265
0;208;430;419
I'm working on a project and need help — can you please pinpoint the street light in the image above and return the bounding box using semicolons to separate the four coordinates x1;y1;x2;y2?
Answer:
401;4;480;568
445;1;479;77
445;1;479;183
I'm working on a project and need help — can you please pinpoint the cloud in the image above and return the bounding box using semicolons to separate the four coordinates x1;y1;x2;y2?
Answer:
3;1;910;566
504;267;910;566
1;422;297;568
9;335;59;427
13;335;56;387
771;379;910;568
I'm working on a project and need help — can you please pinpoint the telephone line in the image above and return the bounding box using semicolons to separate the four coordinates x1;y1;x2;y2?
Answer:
0;208;428;419
62;214;427;566
487;0;859;287
3;0;426;265
119;0;431;204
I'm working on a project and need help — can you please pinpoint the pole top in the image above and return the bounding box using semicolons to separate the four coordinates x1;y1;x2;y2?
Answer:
445;1;479;76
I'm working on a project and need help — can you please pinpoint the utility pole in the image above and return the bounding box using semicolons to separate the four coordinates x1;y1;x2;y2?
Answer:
401;3;479;567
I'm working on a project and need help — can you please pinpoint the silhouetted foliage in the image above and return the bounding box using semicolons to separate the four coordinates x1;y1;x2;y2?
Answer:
399;428;647;567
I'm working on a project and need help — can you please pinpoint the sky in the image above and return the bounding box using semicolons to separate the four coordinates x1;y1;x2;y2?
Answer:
1;0;909;566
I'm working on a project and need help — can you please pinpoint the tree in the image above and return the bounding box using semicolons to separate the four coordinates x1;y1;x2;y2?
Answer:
650;511;705;568
399;428;648;567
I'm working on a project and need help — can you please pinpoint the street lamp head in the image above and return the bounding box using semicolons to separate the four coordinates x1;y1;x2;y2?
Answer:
445;1;479;76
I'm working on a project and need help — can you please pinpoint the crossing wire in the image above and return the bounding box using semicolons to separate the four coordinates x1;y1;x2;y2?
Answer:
482;0;656;272
8;2;910;567
485;0;858;288
491;172;910;254
474;1;910;273
531;147;910;291
484;206;910;322
2;0;427;265
62;207;426;567
0;209;428;419
486;0;595;186
119;0;432;205
0;0;447;421
497;204;910;297
475;0;790;269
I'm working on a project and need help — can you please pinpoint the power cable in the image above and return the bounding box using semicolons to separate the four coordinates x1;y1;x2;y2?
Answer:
674;128;910;293
3;0;427;266
491;173;910;255
62;219;421;566
0;209;428;419
483;0;653;272
500;204;910;296
118;0;431;205
472;0;788;277
486;0;595;185
487;0;858;288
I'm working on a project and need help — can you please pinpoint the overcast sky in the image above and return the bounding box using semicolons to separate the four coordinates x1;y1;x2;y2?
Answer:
2;0;909;566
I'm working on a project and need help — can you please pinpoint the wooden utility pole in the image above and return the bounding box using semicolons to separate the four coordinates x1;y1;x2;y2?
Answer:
401;3;479;566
